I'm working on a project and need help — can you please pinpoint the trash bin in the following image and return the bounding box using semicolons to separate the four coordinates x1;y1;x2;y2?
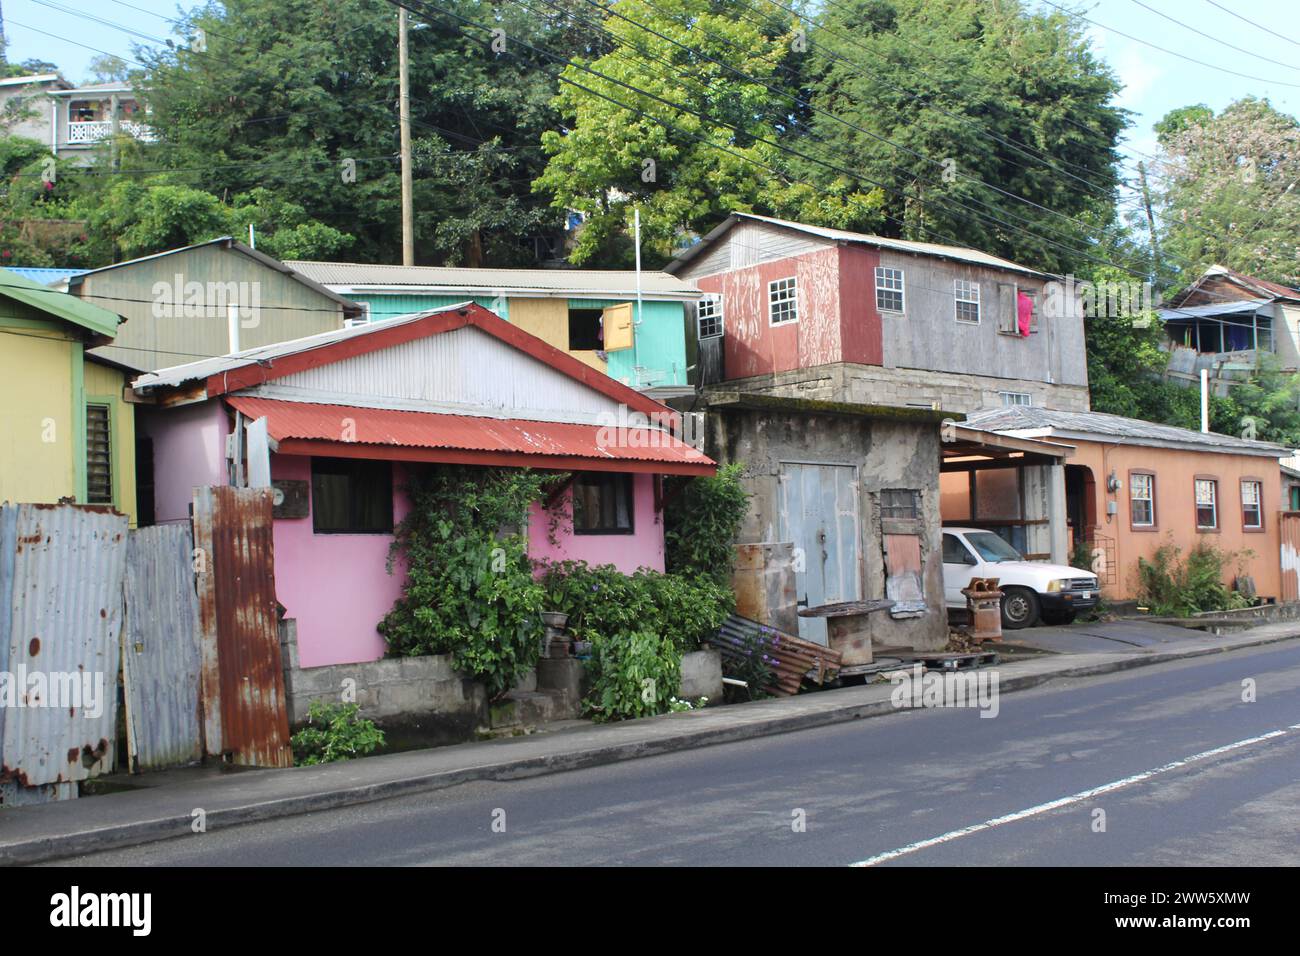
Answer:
961;577;1003;643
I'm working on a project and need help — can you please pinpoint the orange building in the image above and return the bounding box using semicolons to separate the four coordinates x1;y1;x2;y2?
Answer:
951;407;1289;602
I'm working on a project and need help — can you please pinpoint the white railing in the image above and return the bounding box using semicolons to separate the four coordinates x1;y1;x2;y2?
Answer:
66;119;157;145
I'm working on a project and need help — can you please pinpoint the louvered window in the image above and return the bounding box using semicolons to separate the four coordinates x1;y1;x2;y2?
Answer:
86;404;112;504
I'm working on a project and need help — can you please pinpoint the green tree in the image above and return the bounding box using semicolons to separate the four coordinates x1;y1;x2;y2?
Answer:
801;0;1125;274
533;0;808;265
134;0;575;265
1154;97;1300;286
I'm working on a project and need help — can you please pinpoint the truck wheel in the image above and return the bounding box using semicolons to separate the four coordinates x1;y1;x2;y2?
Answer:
1001;587;1040;629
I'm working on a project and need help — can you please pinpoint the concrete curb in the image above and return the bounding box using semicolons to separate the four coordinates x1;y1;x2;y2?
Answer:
5;627;1299;865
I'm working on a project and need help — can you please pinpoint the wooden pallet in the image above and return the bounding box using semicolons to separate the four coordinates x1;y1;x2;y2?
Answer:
905;651;1000;671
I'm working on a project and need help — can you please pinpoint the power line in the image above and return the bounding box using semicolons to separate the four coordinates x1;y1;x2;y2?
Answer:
1128;0;1300;74
1204;0;1300;48
1039;0;1300;89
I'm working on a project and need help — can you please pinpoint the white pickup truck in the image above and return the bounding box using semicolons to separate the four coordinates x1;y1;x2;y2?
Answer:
941;527;1099;629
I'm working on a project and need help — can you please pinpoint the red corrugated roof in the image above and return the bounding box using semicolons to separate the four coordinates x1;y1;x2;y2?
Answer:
226;396;715;476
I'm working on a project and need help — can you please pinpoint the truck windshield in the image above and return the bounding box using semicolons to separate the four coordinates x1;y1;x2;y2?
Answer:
965;532;1023;563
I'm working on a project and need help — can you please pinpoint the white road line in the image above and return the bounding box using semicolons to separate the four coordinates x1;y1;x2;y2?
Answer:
850;725;1298;867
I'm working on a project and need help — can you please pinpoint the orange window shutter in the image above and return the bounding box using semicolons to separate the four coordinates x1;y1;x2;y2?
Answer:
602;302;635;351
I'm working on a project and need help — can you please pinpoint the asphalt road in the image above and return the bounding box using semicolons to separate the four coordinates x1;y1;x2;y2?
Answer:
52;641;1300;866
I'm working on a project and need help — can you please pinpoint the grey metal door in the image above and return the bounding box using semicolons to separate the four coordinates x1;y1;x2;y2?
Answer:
778;463;861;645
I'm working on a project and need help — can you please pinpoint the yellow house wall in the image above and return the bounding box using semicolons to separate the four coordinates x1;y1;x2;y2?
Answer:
0;320;78;505
508;297;607;373
84;359;138;527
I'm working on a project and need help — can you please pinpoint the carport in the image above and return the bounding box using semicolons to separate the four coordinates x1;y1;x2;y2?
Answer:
939;424;1075;564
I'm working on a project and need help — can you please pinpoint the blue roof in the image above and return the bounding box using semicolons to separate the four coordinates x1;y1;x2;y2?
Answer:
1;266;89;285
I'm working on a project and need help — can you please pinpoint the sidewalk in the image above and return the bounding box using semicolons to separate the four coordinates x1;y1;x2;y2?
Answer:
3;620;1298;865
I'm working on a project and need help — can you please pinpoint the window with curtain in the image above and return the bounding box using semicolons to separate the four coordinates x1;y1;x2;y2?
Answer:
572;473;634;534
311;457;393;533
1241;480;1263;529
1195;479;1218;530
1130;473;1154;527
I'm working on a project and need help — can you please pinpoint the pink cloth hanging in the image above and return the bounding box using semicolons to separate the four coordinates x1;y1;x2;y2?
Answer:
1017;291;1033;337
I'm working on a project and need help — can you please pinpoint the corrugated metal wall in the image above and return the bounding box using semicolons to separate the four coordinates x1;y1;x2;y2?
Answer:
123;523;203;771
193;487;293;768
0;503;127;789
1281;512;1300;602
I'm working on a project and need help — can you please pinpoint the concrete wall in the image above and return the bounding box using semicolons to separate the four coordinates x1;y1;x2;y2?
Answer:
705;405;949;650
279;620;487;735
680;648;724;701
713;362;1090;416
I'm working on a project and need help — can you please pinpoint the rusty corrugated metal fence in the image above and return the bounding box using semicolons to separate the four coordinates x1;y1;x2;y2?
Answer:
193;487;293;768
0;503;127;793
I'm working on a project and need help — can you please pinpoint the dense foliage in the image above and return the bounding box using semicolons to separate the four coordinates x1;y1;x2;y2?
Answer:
380;466;549;700
539;560;732;650
664;462;750;587
584;629;683;722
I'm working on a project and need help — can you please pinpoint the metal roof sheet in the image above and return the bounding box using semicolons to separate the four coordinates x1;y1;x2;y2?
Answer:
666;213;1052;278
226;396;715;473
2;267;88;285
283;260;701;298
1158;299;1271;320
132;306;458;390
964;406;1289;456
0;268;121;339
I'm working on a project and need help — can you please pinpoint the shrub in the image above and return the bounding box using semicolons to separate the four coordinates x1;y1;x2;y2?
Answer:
721;626;777;702
1137;540;1251;616
583;629;682;722
539;560;733;651
380;466;548;699
290;701;385;766
664;462;750;585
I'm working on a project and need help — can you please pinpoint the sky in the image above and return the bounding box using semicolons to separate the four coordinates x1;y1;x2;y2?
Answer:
2;0;1298;181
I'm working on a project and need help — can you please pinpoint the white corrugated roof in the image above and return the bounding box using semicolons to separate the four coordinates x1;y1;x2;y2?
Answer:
965;406;1289;457
666;213;1052;278
284;261;701;299
131;305;467;390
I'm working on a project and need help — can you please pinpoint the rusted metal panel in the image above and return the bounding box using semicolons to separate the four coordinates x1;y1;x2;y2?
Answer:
883;533;927;619
1280;512;1300;602
123;524;203;771
714;615;842;696
0;503;127;788
192;486;292;767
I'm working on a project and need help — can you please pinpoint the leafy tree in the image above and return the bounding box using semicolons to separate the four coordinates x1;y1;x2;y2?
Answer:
801;0;1125;274
533;0;806;265
86;55;131;84
1154;97;1300;286
134;0;576;265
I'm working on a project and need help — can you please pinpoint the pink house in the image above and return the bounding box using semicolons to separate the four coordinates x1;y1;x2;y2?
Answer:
131;303;714;668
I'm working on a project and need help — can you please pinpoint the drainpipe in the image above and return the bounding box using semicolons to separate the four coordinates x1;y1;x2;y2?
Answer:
1201;368;1210;433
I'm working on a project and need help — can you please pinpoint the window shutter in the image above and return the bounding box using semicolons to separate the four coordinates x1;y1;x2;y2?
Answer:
86;403;112;505
602;302;635;351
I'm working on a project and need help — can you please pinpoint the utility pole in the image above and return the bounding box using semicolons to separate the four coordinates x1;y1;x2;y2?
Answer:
1138;161;1160;278
398;5;414;265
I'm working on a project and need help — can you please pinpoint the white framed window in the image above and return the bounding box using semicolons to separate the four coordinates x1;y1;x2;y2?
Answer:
875;267;904;312
697;294;723;339
955;279;980;324
1195;478;1218;530
768;277;797;325
1130;473;1154;527
1000;391;1032;406
1241;479;1263;529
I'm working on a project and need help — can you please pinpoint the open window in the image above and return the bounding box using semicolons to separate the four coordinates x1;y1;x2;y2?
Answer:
568;307;604;351
311;457;393;534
